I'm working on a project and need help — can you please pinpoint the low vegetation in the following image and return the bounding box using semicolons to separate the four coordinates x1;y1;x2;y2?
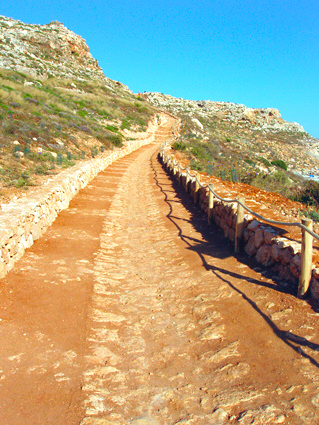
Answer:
170;113;319;219
0;68;155;197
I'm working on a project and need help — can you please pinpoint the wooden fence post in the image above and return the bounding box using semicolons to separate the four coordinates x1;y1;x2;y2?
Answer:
185;169;190;193
298;218;313;298
194;174;200;205
208;184;214;225
165;156;169;171
177;164;181;185
235;197;245;253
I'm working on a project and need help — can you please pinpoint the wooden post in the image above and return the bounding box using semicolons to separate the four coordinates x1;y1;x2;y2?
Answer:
298;218;313;298
185;169;190;193
208;184;214;225
194;174;200;205
235;197;245;253
177;164;181;185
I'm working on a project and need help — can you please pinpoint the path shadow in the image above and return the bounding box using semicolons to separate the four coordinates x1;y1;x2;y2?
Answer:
151;151;319;369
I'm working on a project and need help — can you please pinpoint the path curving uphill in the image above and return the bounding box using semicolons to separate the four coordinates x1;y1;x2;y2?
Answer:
0;116;319;424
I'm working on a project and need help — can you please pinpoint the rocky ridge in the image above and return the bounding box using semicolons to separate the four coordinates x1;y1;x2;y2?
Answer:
0;15;128;92
145;92;305;133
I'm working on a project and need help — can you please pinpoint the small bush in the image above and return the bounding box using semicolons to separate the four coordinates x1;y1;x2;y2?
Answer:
190;159;204;171
77;110;87;118
172;141;187;151
79;125;91;133
105;124;119;132
271;159;287;170
34;164;50;175
302;209;319;222
260;157;271;167
242;171;293;198
290;181;319;206
121;119;131;130
245;158;254;166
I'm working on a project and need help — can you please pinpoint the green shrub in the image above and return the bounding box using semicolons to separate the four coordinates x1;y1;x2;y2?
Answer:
190;159;204;171
34;164;50;175
172;141;187;151
77;110;87;118
105;124;119;132
260;157;271;167
242;171;293;198
245;158;254;166
108;133;123;147
121;119;131;130
290;181;319;206
271;159;288;170
302;209;319;222
15;177;29;188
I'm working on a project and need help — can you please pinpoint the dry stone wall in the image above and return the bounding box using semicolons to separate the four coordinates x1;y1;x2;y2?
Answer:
162;150;319;301
0;123;158;279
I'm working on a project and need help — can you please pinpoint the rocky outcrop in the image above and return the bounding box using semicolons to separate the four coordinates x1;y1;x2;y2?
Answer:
144;92;305;133
0;15;128;91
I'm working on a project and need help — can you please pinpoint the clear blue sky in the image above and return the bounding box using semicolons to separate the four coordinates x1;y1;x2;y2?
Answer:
1;0;318;138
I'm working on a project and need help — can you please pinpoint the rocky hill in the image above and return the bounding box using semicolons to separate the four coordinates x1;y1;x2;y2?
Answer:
0;15;125;91
143;92;319;185
0;16;157;202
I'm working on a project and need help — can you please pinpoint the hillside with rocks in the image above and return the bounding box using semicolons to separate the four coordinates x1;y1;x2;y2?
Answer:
143;92;319;187
0;15;157;203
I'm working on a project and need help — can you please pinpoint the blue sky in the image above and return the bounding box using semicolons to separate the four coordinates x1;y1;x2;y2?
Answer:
1;0;319;138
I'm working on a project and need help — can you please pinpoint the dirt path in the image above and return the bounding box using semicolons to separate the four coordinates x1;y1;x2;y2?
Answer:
0;117;319;424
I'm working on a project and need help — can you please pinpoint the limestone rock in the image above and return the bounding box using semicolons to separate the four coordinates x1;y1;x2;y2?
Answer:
144;92;305;133
264;227;278;245
247;219;260;231
271;244;281;262
290;254;301;278
256;245;275;267
245;236;257;256
254;228;265;249
310;277;319;300
208;407;228;424
243;228;250;242
279;247;292;265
